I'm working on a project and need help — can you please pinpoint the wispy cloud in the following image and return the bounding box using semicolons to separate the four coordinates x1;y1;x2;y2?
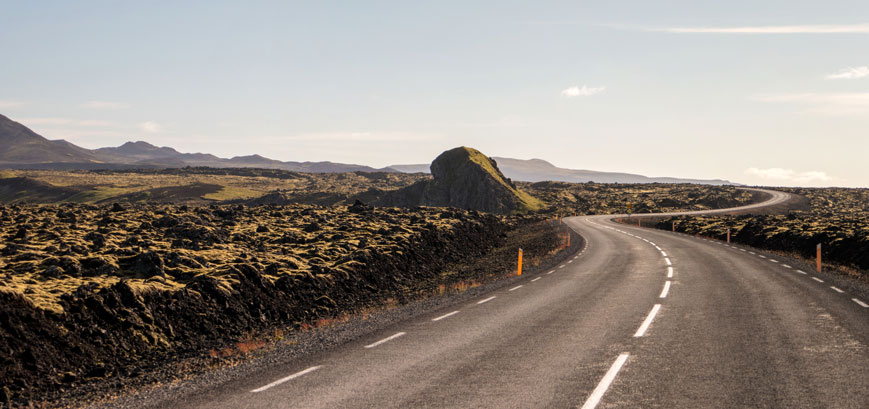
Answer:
19;117;115;127
81;100;129;109
751;92;869;115
36;128;127;142
138;121;163;133
826;66;869;80
745;167;832;183
0;100;26;109
638;23;869;34
561;85;606;98
275;131;432;142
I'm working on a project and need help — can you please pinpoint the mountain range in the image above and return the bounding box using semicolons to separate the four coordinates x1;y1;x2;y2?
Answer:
389;157;737;185
0;113;736;184
0;114;385;173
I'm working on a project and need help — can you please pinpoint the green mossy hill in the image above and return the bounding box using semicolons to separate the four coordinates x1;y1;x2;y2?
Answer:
378;146;544;214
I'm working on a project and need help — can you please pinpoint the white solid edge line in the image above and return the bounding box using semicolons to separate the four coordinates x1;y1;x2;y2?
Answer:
664;258;672;266
432;311;460;321
811;277;824;283
667;266;673;278
251;366;322;393
579;353;630;409
364;332;406;349
509;285;524;291
830;286;844;293
852;298;868;308
659;281;671;298
634;304;661;337
477;296;496;304
531;277;542;282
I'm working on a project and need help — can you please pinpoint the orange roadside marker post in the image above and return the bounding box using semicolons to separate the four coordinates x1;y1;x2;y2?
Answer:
517;248;523;276
727;229;731;243
816;244;822;273
672;221;675;232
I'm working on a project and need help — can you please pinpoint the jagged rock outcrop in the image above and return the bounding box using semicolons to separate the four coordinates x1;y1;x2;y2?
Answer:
378;147;543;214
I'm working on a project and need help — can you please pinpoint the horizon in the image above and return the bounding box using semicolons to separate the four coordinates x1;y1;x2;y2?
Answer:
1;1;867;188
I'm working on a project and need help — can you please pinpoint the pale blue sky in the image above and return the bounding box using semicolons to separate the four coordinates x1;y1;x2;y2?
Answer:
1;1;867;187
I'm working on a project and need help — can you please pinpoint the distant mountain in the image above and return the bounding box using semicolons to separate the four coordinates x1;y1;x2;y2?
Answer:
0;114;101;164
386;164;431;173
0;114;392;173
1;113;738;183
389;157;738;185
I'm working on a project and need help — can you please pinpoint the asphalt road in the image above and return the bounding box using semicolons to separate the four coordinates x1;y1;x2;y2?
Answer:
171;189;868;408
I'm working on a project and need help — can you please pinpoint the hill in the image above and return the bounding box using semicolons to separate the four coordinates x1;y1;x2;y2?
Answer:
0;114;101;164
378;147;544;214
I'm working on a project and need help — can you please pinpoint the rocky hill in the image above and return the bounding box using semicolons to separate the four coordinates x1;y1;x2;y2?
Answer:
0;114;101;164
378;147;544;214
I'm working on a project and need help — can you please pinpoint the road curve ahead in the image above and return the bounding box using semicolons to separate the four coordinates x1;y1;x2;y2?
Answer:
170;188;868;408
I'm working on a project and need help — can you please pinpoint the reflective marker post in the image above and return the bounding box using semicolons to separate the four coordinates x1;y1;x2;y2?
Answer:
517;248;523;276
817;243;822;273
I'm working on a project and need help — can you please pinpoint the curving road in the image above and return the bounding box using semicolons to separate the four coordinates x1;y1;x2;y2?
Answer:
169;188;868;408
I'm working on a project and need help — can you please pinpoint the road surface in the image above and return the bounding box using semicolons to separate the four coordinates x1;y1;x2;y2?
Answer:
170;188;868;408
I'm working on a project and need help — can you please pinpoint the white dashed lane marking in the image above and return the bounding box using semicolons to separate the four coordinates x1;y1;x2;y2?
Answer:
830;287;844;294
432;311;459;321
251;366;322;393
659;281;671;298
634;304;661;337
580;353;630;409
811;277;824;283
364;332;406;349
853;299;869;308
476;296;496;305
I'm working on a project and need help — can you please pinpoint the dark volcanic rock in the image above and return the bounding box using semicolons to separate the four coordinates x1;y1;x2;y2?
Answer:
377;147;542;214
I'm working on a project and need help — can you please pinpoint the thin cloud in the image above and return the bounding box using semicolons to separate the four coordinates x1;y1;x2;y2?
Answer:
751;92;869;115
18;117;115;127
81;100;129;109
276;131;432;142
561;85;606;98
0;100;26;109
138;121;163;133
745;167;832;183
826;66;869;80
639;23;869;34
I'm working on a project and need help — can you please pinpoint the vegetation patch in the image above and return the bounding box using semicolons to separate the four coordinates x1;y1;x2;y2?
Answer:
651;187;869;278
0;201;571;405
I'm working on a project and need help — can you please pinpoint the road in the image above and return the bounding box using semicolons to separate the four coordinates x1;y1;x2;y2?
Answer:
171;189;868;408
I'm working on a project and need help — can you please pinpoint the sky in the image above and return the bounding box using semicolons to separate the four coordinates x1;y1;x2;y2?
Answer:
1;1;867;187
